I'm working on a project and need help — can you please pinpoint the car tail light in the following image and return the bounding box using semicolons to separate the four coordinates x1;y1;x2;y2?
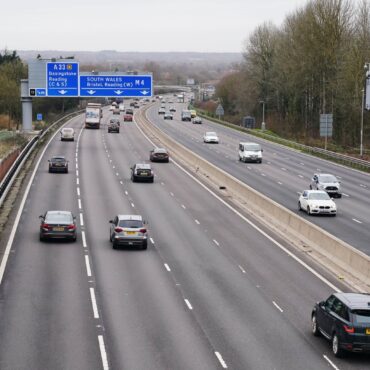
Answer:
67;225;76;230
115;227;123;232
343;325;355;334
139;228;147;234
41;223;51;230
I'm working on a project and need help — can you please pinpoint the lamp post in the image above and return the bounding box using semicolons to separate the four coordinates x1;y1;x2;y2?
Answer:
260;100;265;131
361;88;364;158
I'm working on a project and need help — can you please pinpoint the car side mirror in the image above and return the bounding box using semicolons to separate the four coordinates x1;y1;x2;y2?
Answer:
319;300;325;308
109;220;113;223
39;215;44;219
261;149;264;152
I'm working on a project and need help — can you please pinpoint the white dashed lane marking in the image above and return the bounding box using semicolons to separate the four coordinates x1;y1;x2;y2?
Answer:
164;264;171;272
273;301;284;313
90;288;100;319
215;352;228;369
184;299;193;310
85;255;92;277
352;219;363;224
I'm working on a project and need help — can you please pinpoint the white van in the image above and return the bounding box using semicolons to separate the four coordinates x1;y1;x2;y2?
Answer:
238;142;263;163
60;127;75;141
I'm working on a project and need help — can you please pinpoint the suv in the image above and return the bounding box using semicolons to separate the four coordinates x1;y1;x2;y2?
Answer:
108;121;120;133
48;156;68;173
181;110;192;121
312;293;370;357
131;163;154;183
310;174;342;198
109;215;148;249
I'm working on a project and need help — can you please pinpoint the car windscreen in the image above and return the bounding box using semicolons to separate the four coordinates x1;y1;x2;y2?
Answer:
244;144;261;151
351;310;370;324
308;193;330;200
118;220;143;228
51;157;66;162
319;175;337;183
206;132;216;136
45;213;73;223
62;129;73;133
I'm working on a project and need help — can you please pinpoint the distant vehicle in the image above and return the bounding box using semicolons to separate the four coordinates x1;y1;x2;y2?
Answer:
192;116;202;124
87;103;103;118
60;127;75;141
109;214;148;250
131;163;154;183
109;118;120;126
310;174;342;198
108;121;120;133
160;104;166;109
125;108;134;115
203;132;219;143
164;111;173;120
298;190;337;216
169;106;176;112
190;110;197;118
113;107;120;115
134;102;140;108
312;292;370;357
124;114;133;122
48;156;68;173
119;103;125;112
177;94;185;103
39;210;77;242
109;105;115;111
130;102;136;107
85;105;101;129
181;110;192;121
158;108;166;115
150;148;169;162
238;142;263;163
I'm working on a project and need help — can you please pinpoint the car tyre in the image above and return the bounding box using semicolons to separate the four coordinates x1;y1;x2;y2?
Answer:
259;159;262;163
337;194;342;198
142;240;148;250
311;314;320;336
307;206;311;215
332;333;344;358
65;168;68;174
39;235;44;242
298;201;302;211
112;241;117;250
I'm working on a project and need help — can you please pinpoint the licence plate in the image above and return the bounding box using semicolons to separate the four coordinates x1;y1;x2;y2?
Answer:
126;231;136;235
53;227;64;231
366;328;370;335
141;172;148;176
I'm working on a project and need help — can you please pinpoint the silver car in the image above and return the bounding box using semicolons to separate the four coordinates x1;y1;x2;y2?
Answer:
310;173;342;198
109;215;148;249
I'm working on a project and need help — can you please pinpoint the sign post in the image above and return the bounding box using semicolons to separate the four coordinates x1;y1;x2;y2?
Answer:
215;104;224;120
320;113;333;150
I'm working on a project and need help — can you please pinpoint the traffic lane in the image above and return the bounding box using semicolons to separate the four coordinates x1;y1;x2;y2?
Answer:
114;121;341;369
146;106;370;252
127;118;370;369
79;128;220;370
0;116;101;370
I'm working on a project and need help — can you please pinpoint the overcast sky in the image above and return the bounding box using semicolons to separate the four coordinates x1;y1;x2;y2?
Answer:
1;0;310;53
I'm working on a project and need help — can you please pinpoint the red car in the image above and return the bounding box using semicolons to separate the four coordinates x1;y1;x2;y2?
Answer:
124;114;133;122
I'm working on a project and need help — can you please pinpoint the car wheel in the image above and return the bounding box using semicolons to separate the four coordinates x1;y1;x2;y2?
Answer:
309;185;312;190
311;314;320;336
142;240;148;250
48;168;52;173
259;159;262;163
72;236;77;242
150;178;154;183
65;168;68;173
112;242;117;250
298;201;302;211
39;235;44;242
307;206;311;215
337;194;342;198
132;175;136;183
332;333;344;358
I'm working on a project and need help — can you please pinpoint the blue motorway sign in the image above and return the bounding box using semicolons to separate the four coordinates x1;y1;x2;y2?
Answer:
36;113;43;121
79;75;152;97
46;62;79;97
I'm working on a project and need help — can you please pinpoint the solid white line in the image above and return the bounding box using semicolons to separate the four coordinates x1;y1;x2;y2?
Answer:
82;231;87;248
76;178;79;185
77;187;80;196
78;199;82;209
215;352;228;369
273;301;284;313
195;219;200;225
98;335;109;370
213;239;220;246
150;237;155;244
90;288;99;319
352;218;362;224
184;299;193;310
131;203;135;208
181;204;186;209
80;213;84;226
85;255;92;277
238;265;246;274
134;114;342;293
323;355;340;370
164;263;171;272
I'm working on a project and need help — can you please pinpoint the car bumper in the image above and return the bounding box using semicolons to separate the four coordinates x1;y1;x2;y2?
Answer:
134;175;154;182
113;237;147;247
243;156;261;162
61;136;74;141
49;166;68;172
40;231;76;239
310;208;336;215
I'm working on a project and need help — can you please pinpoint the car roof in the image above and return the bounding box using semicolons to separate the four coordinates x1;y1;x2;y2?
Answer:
334;293;370;309
117;215;143;221
240;141;259;145
316;173;336;178
62;127;74;131
205;132;217;135
304;190;328;195
135;163;151;169
51;156;66;160
153;147;167;152
46;210;72;216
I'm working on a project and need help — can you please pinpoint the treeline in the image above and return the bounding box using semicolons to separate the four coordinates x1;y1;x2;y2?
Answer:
216;0;370;150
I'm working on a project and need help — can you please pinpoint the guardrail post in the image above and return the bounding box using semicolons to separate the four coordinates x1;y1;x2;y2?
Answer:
20;79;32;132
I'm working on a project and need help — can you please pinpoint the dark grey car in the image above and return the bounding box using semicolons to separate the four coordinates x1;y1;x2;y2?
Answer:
39;211;77;241
131;163;154;183
48;156;68;173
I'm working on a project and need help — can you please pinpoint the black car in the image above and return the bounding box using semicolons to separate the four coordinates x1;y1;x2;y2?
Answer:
108;121;120;133
131;163;154;183
150;148;169;162
39;210;77;241
125;108;134;115
312;293;370;357
48;156;68;173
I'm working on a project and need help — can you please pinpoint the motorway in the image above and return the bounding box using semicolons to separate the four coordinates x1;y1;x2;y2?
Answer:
0;105;369;369
146;102;370;254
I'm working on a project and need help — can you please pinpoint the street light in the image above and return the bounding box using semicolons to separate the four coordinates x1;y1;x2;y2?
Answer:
362;63;370;158
260;100;265;131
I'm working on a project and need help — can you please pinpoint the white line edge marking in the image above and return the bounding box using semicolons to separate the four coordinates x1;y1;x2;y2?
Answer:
0;116;81;284
90;288;99;318
215;352;228;369
150;237;154;244
184;299;193;310
164;263;171;272
82;231;87;248
78;199;82;209
98;335;109;370
80;213;84;226
273;301;284;313
323;355;340;370
213;239;220;246
134;115;341;293
85;255;92;277
238;265;246;274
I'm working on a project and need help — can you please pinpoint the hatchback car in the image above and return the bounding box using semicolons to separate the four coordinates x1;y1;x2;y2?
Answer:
125;108;134;115
310;173;342;198
109;118;120;126
131;163;154;182
150;148;169;162
39;210;77;241
312;293;370;357
48;156;68;173
298;190;337;216
158;108;166;115
60;127;75;141
108;121;120;133
203;132;219;143
124;114;133;122
192;116;202;124
164;111;173;120
109;215;148;249
169;106;176;112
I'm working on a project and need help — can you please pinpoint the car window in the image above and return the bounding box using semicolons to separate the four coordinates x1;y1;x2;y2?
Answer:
351;310;370;324
319;175;337;183
325;295;336;310
332;299;349;320
302;191;308;197
308;192;330;200
118;220;143;228
45;213;73;223
52;157;66;162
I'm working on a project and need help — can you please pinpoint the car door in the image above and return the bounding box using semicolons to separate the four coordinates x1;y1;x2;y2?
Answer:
110;216;118;239
300;191;309;211
317;295;336;337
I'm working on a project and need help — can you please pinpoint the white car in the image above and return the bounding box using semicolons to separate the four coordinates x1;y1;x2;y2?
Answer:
298;190;337;216
203;132;219;143
60;127;75;141
119;104;125;112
